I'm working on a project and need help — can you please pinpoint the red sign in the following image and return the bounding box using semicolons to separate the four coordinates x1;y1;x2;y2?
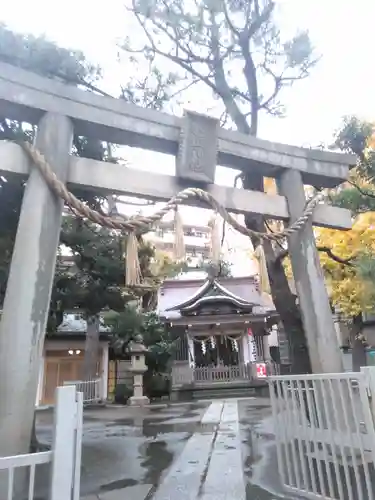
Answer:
256;363;267;378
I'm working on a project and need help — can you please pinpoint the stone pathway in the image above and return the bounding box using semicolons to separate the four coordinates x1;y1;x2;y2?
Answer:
80;398;293;500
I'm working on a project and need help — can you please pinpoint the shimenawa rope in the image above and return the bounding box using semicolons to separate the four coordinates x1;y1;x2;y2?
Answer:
19;141;325;242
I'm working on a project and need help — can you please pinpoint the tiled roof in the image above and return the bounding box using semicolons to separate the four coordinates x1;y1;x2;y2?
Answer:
158;276;276;319
56;313;110;334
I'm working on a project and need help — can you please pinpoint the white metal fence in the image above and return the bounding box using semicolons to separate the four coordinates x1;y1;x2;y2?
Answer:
64;378;101;404
0;385;83;500
269;368;375;500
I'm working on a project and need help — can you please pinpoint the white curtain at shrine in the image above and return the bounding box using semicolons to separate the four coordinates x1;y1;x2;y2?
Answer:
247;328;258;362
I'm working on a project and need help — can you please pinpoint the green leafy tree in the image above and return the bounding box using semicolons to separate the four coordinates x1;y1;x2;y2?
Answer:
106;308;176;373
202;259;232;278
123;0;318;373
330;116;375;286
58;217;154;379
0;25;106;300
333;117;375;212
0;23;101;84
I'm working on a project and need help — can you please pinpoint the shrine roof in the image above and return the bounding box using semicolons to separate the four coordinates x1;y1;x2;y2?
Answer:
158;276;275;320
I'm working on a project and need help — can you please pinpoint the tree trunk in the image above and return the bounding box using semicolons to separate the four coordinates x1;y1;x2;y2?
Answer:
29;411;49;452
220;80;311;373
29;412;38;453
243;173;311;374
351;316;367;372
82;314;101;380
352;337;367;372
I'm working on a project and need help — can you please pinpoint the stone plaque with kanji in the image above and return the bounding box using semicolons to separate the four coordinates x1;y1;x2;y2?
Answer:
176;110;218;184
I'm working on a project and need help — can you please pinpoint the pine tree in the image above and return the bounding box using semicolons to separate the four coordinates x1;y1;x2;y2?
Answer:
122;0;318;373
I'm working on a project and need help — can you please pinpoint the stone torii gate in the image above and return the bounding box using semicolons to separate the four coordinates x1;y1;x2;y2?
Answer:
0;61;355;457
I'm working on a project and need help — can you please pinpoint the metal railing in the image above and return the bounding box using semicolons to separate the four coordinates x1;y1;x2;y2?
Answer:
0;451;52;500
0;385;83;500
64;378;101;404
269;370;375;500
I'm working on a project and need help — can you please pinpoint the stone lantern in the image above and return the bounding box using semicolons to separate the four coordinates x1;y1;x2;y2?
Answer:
127;334;150;406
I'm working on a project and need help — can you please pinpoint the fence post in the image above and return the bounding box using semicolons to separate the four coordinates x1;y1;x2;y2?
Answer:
361;366;375;422
50;385;79;500
72;391;83;500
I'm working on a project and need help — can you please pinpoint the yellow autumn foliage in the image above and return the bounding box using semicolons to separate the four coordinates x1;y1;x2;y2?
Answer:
283;124;375;317
315;212;375;316
265;170;375;316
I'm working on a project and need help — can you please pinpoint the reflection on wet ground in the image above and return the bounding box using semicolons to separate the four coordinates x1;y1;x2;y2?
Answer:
239;400;289;500
35;401;211;497
35;398;303;499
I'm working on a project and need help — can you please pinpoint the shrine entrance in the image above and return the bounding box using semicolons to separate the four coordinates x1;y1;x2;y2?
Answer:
193;335;240;368
158;275;279;390
0;60;355;459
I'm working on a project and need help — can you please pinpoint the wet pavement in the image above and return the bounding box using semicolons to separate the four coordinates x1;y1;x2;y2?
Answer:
35;397;301;499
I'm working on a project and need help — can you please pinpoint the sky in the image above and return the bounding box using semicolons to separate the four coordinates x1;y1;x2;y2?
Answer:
1;0;373;275
1;0;374;145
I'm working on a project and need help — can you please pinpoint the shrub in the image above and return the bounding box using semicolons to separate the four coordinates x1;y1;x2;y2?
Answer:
144;373;171;400
114;383;132;404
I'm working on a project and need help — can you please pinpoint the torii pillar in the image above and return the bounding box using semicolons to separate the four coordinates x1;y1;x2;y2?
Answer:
279;170;344;373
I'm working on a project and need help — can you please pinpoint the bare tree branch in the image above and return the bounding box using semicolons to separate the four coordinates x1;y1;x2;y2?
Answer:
347;180;375;200
238;34;259;134
209;10;251;133
130;3;220;97
259;59;318;111
247;1;275;38
275;247;356;267
222;0;241;37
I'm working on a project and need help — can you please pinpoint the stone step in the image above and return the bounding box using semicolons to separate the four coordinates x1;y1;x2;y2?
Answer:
192;385;266;400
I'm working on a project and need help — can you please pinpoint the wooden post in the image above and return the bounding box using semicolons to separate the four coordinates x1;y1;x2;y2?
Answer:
279;170;343;373
0;113;73;461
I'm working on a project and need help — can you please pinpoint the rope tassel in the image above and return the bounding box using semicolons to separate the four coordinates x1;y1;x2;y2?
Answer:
253;245;271;295
173;207;186;261
209;213;221;264
125;232;141;286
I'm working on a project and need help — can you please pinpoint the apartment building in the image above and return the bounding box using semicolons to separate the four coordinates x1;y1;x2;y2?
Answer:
144;220;211;268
